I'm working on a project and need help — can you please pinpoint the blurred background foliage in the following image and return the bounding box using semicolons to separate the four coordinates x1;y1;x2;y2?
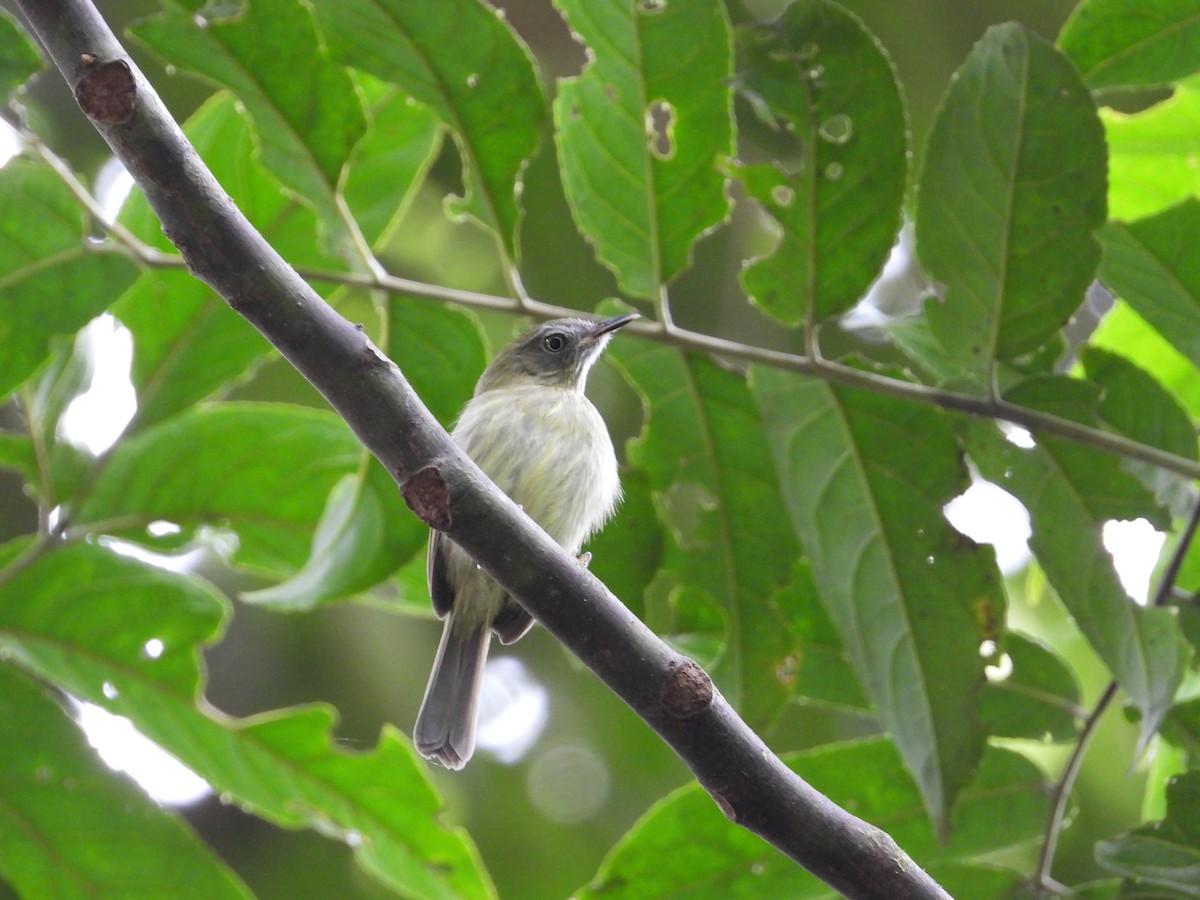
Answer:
1;0;1194;897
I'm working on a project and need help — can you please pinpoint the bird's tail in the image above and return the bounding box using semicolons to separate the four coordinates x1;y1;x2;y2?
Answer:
414;611;491;770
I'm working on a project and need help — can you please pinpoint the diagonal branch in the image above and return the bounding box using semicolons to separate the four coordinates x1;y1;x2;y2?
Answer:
16;0;949;897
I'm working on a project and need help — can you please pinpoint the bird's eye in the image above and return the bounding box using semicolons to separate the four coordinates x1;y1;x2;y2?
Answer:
542;333;567;353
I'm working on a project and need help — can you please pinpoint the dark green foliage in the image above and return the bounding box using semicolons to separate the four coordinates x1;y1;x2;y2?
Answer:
2;0;1199;896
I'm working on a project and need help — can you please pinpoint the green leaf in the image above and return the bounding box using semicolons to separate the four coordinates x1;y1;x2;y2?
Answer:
131;0;367;248
979;633;1083;742
612;342;801;731
1089;300;1200;420
0;8;40;98
752;367;1002;829
0;431;34;484
774;559;867;711
78;403;361;575
1059;0;1200;92
1099;199;1200;372
17;337;97;509
387;299;487;428
311;0;547;264
553;0;733;299
916;24;1107;387
1161;697;1200;755
0;336;93;507
342;81;443;248
0;160;138;398
242;470;392;609
1103;85;1200;221
115;93;344;432
0;665;251;899
1080;346;1198;461
1096;770;1200;894
0;542;494;899
736;0;908;328
248;300;487;610
578;740;1046;899
962;379;1189;744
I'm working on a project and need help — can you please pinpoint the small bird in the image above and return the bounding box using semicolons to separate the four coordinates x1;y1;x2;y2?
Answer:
414;312;638;770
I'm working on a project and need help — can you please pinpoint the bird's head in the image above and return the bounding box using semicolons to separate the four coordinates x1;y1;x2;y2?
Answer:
476;313;639;394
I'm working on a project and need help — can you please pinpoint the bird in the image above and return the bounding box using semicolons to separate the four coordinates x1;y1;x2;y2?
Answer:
413;312;638;770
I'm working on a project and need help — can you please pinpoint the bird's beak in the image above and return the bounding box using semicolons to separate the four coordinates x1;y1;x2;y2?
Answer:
589;312;640;338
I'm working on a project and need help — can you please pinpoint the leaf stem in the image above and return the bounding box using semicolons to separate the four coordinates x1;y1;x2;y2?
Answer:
1152;495;1200;608
1032;680;1117;895
17;385;55;536
33;119;1200;485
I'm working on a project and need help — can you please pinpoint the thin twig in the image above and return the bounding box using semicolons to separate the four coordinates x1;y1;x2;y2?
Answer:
1032;680;1118;895
18;2;952;895
1152;496;1200;608
1034;492;1200;893
24;123;1200;483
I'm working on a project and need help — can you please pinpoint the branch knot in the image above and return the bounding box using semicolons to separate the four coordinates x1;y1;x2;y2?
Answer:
74;57;136;124
402;466;451;531
660;658;713;718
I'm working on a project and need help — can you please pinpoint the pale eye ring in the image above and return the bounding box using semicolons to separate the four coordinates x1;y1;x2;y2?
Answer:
543;333;567;353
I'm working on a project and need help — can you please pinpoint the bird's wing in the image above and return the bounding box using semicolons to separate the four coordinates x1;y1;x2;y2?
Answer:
427;531;455;618
492;600;535;645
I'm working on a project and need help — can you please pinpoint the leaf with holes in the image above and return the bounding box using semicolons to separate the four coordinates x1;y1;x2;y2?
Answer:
736;0;908;328
311;0;546;265
963;376;1189;745
612;340;800;731
554;0;733;300
1059;0;1200;91
917;24;1107;388
131;0;366;246
0;161;138;399
0;542;494;899
0;665;251;900
752;366;1004;831
978;634;1083;742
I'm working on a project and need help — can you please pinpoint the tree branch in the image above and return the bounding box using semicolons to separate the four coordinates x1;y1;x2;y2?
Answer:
17;1;950;897
1033;496;1200;895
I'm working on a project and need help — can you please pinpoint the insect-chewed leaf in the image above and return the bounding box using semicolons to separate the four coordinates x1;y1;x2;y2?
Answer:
963;376;1190;746
311;0;546;264
736;0;907;328
131;0;367;247
554;0;734;299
